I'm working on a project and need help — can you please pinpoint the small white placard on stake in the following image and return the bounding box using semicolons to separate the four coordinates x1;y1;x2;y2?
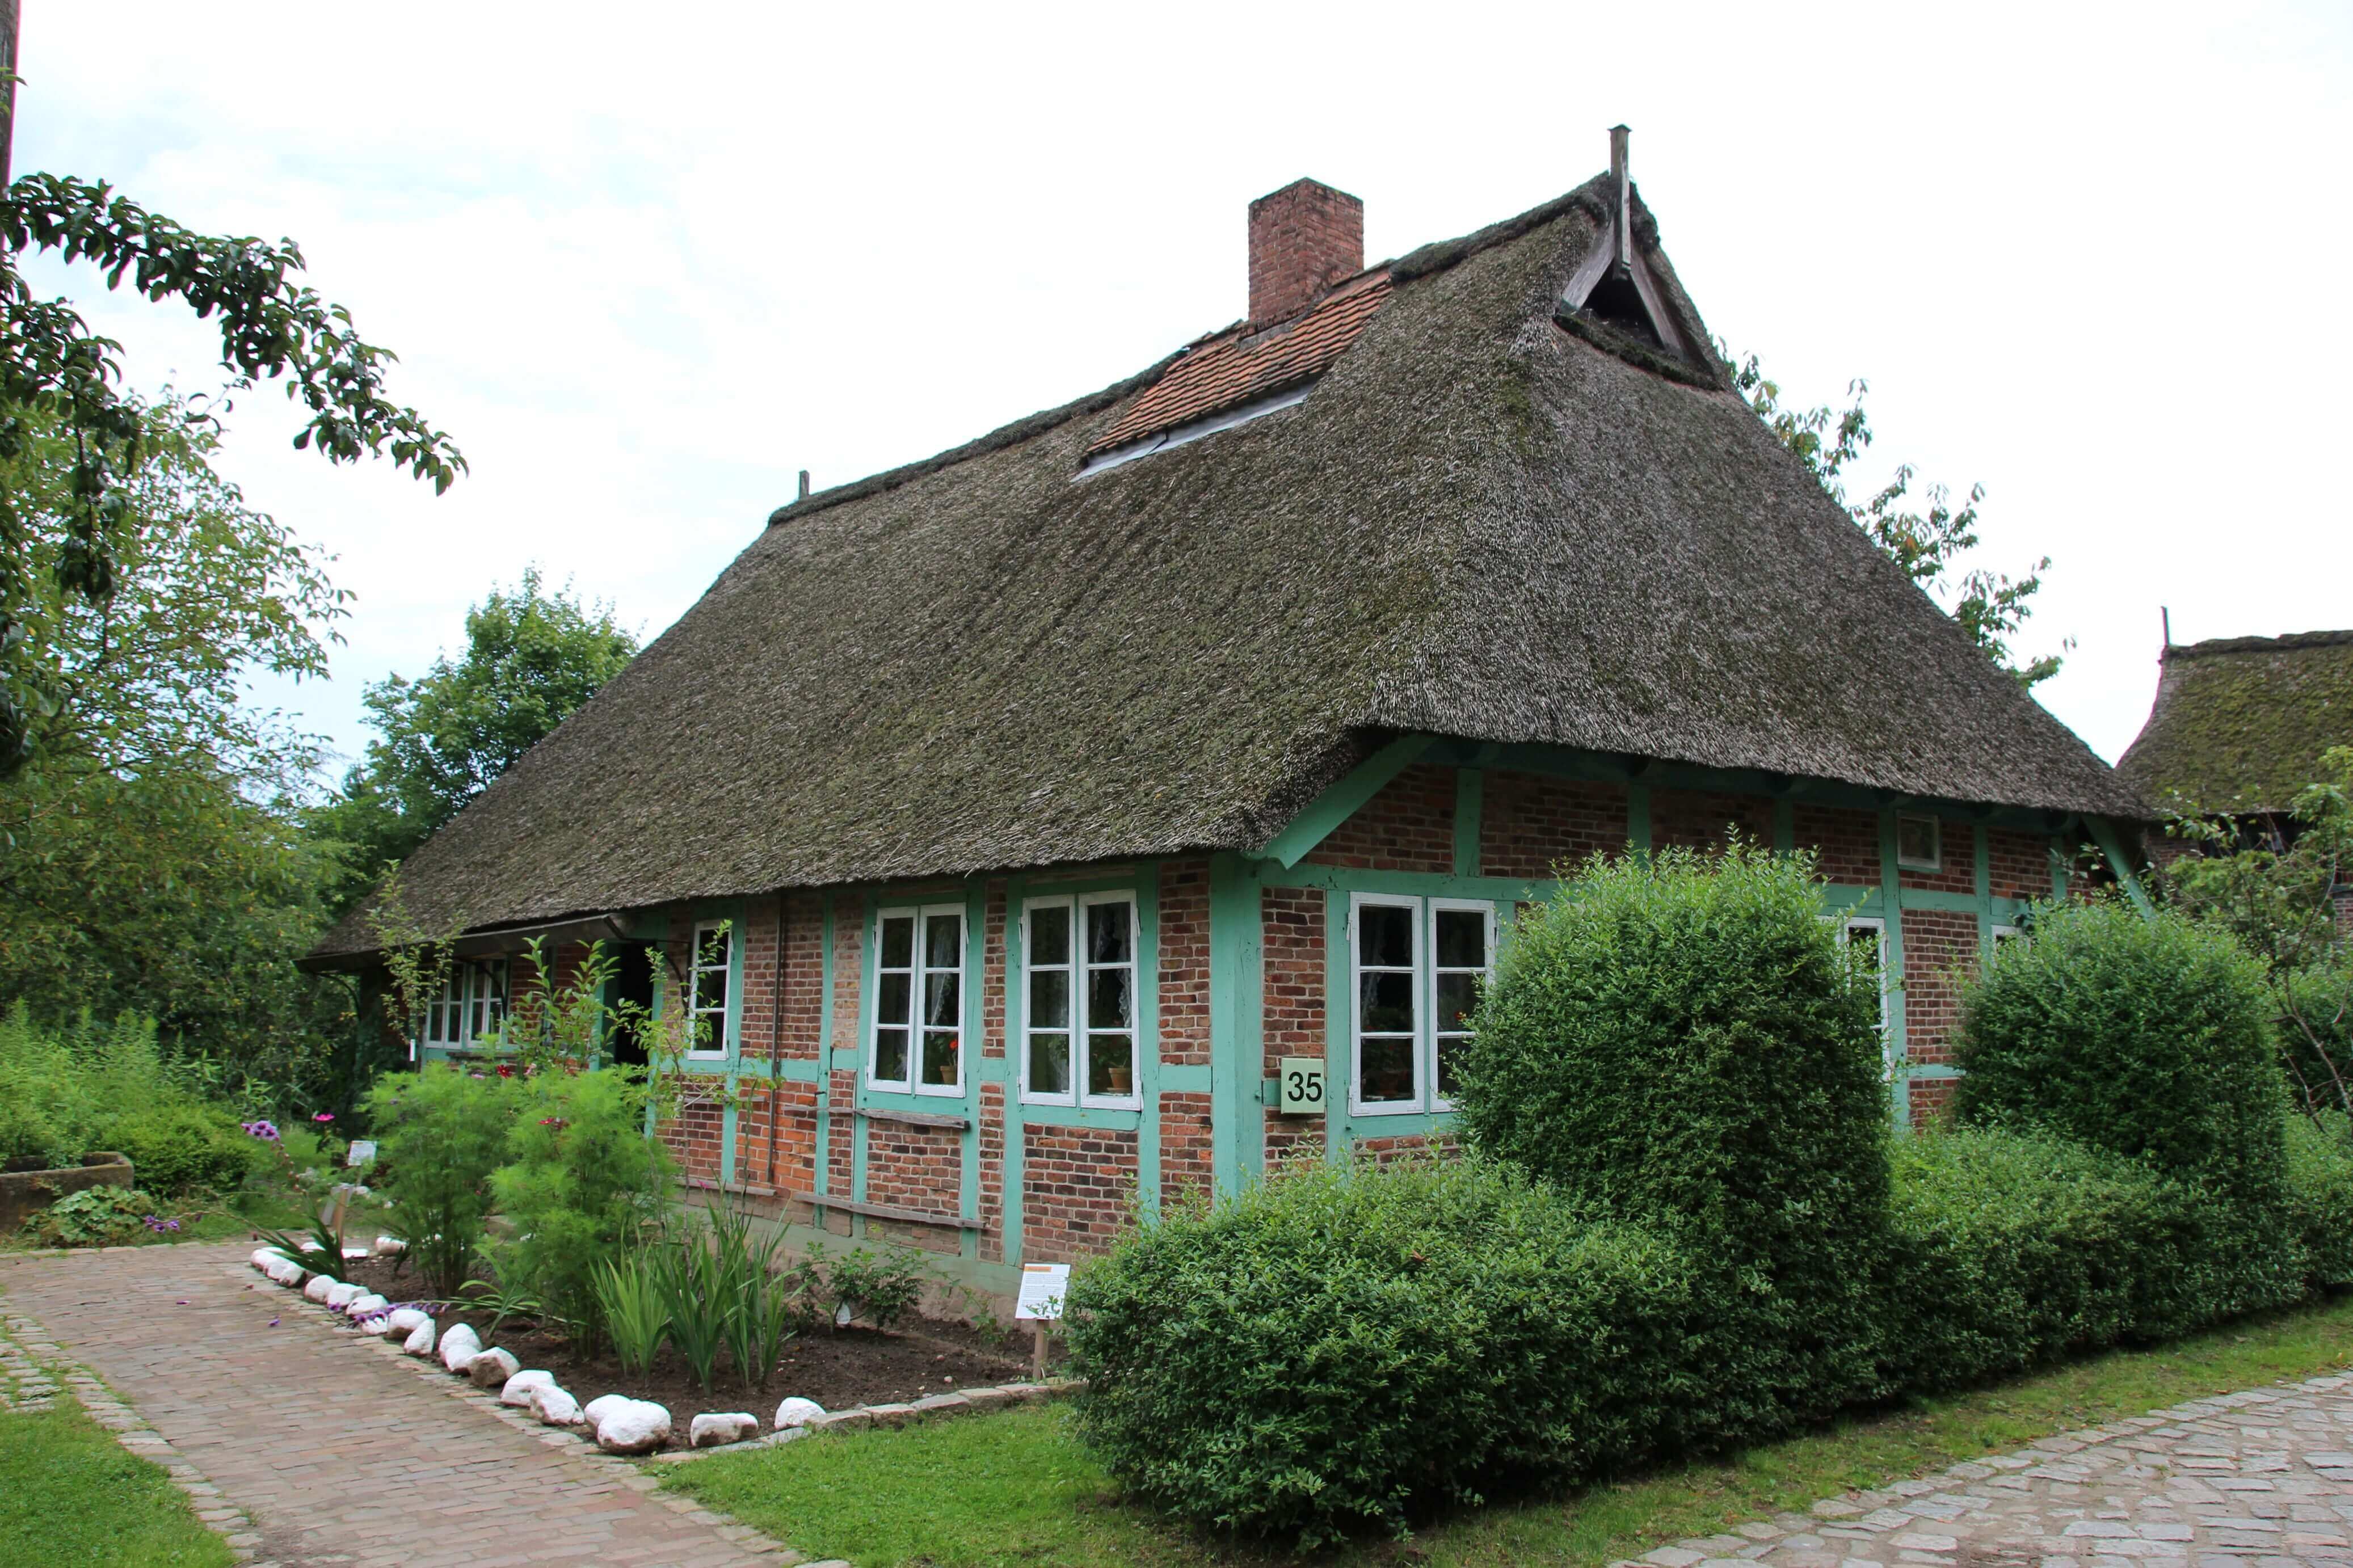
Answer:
1014;1262;1069;1322
346;1140;378;1167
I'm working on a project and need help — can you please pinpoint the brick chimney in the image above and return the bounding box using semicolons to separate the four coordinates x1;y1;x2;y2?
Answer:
1247;178;1363;328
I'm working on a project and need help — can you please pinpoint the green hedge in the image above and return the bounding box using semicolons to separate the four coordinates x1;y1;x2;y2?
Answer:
103;1104;258;1196
1956;899;2301;1318
1452;844;1889;1427
2286;1111;2353;1288
1065;1158;1700;1548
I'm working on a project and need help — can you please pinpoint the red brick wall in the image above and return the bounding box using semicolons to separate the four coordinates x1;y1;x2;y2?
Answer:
1480;772;1628;877
1262;886;1325;1165
1160;1091;1215;1212
1908;1076;1958;1124
1988;829;2053;903
1159;857;1211;1067
978;1084;1005;1263
981;882;1007;1060
1896;815;1975;895
1354;1132;1458;1164
1794;803;1881;885
1652;787;1774;854
1021;1123;1137;1263
1900;909;1978;1067
864;1121;963;1255
1303;762;1454;873
732;1077;819;1205
671;1094;727;1186
779;893;824;1061
1248;178;1362;327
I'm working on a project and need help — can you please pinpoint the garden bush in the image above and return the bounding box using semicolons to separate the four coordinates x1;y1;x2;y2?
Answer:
1955;899;2301;1316
1885;1127;2203;1390
361;1063;519;1293
487;1067;674;1349
1066;1156;1701;1548
1451;842;1890;1427
102;1103;258;1196
2285;1111;2353;1289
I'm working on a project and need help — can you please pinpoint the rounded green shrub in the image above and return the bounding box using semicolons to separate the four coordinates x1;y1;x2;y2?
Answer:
100;1103;254;1195
1064;1157;1699;1548
363;1063;521;1294
1955;899;2299;1314
1451;842;1891;1425
2285;1111;2353;1289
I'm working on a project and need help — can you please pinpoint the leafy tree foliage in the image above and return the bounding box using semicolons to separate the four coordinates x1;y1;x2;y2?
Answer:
315;570;635;905
0;395;355;1108
1735;355;2066;686
0;169;464;776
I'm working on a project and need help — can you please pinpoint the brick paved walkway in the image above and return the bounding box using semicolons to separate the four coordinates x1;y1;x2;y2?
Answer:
1637;1376;2353;1568
0;1241;803;1567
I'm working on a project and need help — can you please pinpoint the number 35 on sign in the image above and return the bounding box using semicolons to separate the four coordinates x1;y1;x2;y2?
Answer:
1278;1056;1325;1115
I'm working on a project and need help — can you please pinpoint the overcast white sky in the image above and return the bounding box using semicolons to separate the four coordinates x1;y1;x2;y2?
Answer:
18;1;2351;779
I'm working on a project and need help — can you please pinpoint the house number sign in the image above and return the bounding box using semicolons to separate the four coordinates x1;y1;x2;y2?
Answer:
1278;1056;1326;1116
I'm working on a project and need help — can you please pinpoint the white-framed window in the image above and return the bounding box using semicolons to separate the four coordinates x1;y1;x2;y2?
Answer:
685;921;733;1059
1989;923;2023;958
1895;813;1942;871
1020;892;1139;1108
1349;892;1496;1115
1837;915;1892;1055
870;903;966;1095
418;958;508;1051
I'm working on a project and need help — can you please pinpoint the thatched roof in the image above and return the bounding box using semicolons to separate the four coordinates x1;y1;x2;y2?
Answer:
2117;631;2353;815
310;171;2137;963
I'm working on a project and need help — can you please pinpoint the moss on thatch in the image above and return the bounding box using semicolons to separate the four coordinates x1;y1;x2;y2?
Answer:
2118;632;2353;815
309;170;2136;963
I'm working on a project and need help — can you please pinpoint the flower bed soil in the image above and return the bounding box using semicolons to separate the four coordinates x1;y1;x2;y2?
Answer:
331;1253;1033;1429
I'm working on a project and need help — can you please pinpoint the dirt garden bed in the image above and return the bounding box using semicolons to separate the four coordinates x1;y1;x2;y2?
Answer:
330;1251;1035;1429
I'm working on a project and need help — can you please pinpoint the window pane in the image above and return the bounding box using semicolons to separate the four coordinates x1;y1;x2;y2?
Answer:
700;964;729;1017
696;1009;726;1053
1897;815;1938;866
1029;1032;1070;1095
1434;972;1478;1034
1087;901;1132;965
1434;909;1486;969
924;972;960;1027
1029;970;1068;1030
1436;1034;1471;1100
1030;904;1070;966
1087;1033;1135;1097
700;928;731;968
880;916;914;970
1360;904;1412;968
1087;968;1133;1031
921;1028;959;1086
1359;971;1415;1034
470;996;487;1038
874;1028;910;1083
1359;1036;1415;1103
925;913;962;969
878;972;912;1030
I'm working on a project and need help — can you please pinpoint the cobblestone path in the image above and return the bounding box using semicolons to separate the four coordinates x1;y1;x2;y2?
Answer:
1635;1376;2353;1568
0;1241;806;1567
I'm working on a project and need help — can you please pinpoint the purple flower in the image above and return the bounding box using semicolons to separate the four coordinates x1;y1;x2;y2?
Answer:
242;1119;282;1142
268;1317;280;1327
313;1112;335;1123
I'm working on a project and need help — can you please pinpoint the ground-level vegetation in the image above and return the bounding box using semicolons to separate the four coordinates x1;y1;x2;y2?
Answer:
0;1385;232;1566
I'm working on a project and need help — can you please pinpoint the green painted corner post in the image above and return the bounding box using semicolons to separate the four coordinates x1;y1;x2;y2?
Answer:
2086;817;2154;917
1627;783;1653;855
1207;853;1265;1196
1451;768;1485;878
1973;823;1994;951
1772;796;1796;856
1877;807;1910;1132
1321;888;1350;1166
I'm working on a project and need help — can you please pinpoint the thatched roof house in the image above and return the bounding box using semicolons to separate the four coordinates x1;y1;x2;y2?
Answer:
2119;630;2353;820
314;136;2147;1292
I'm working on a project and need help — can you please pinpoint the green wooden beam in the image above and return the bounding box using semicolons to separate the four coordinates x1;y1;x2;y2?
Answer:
1207;853;1265;1194
1452;768;1485;878
1256;735;1433;869
2086;817;2153;917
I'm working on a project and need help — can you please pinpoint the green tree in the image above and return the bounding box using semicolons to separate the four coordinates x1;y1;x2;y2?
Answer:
0;166;463;777
0;394;355;1107
315;571;635;904
1734;356;2066;686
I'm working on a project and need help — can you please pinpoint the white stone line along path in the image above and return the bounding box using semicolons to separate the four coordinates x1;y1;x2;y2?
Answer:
1626;1376;2353;1568
0;1241;826;1567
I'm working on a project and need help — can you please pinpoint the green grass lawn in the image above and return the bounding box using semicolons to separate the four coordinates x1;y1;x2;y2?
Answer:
0;1390;232;1567
664;1290;2353;1567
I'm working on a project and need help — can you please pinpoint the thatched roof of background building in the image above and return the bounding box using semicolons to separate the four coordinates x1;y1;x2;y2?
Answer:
2117;631;2353;815
310;171;2137;962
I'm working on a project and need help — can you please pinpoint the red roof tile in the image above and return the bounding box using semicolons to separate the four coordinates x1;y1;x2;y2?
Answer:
1088;272;1392;455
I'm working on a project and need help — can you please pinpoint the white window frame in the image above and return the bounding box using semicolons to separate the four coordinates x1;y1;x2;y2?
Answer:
868;903;967;1097
1347;892;1497;1117
1426;898;1497;1113
1895;812;1942;872
1989;923;2023;958
1019;891;1141;1110
418;958;508;1052
1837;915;1893;1062
685;921;733;1061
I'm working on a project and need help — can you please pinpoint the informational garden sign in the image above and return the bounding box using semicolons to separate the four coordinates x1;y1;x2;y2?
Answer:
1015;1262;1070;1321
